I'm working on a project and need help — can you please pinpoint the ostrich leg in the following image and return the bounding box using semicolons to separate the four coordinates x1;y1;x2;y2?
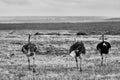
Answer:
104;54;108;65
27;57;31;70
101;54;103;66
79;56;82;72
32;53;36;73
75;57;78;70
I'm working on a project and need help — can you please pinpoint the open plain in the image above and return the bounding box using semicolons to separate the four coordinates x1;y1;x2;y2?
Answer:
0;30;120;80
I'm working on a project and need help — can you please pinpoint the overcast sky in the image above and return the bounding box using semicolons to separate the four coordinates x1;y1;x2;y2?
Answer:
0;0;120;17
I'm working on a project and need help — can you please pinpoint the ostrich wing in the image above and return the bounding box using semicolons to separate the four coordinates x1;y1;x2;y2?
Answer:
22;43;37;53
69;41;86;54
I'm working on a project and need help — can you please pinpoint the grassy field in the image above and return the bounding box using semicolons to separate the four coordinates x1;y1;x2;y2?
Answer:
0;30;120;80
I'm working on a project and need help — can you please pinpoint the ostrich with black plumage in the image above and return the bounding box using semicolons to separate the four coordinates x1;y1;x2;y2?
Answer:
96;34;111;65
69;36;86;71
21;34;37;71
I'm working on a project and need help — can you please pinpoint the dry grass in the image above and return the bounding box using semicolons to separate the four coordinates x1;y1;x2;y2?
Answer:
0;30;120;80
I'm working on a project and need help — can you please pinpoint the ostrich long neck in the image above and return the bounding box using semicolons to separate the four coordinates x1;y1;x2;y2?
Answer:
102;34;104;41
28;35;30;43
74;36;77;42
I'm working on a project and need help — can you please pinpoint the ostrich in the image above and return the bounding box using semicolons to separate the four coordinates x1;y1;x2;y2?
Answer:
21;34;37;70
96;34;111;65
69;40;86;71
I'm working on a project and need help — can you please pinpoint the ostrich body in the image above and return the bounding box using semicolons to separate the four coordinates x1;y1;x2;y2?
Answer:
97;34;111;65
69;41;86;71
22;34;37;70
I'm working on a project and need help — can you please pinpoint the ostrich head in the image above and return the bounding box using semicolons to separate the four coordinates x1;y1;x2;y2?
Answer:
99;33;108;41
101;33;104;41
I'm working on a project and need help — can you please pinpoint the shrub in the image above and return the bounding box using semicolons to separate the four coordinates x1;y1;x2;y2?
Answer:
76;31;87;35
34;32;44;35
62;33;73;36
46;32;60;35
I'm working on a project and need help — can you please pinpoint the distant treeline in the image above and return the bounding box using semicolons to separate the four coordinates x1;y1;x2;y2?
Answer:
1;21;120;35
